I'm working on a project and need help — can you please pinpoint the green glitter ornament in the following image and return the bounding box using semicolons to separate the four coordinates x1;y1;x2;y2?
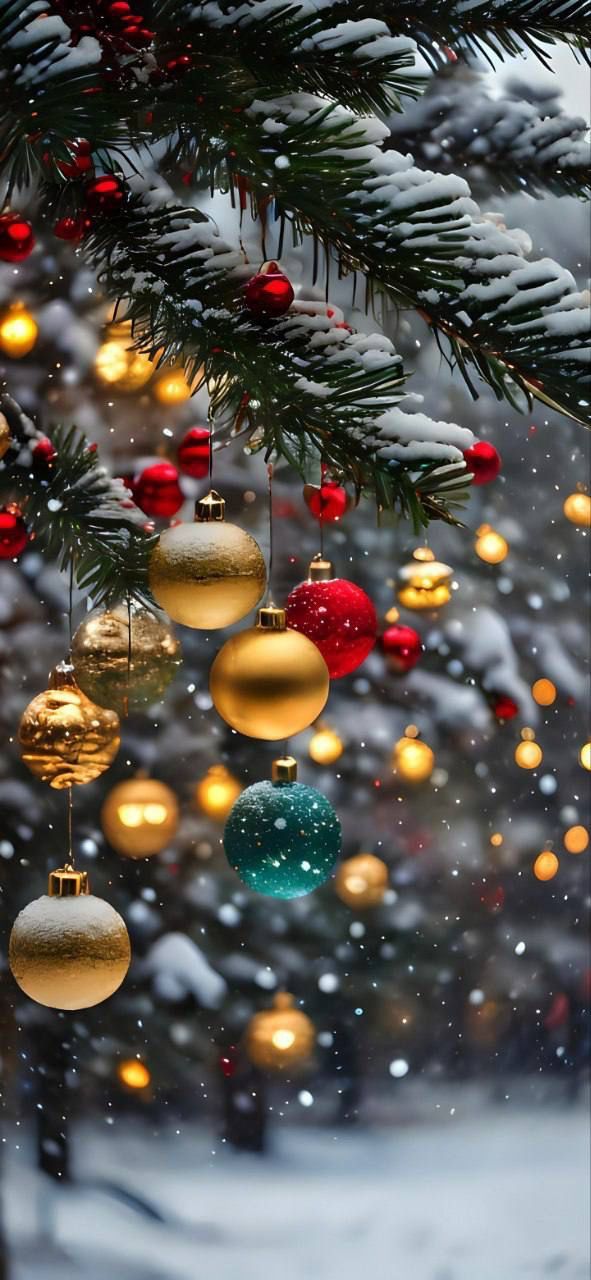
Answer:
223;757;340;899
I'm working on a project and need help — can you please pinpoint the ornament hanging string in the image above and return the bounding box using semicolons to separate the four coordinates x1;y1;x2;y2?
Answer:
124;592;132;719
67;557;75;656
266;461;274;605
67;785;74;865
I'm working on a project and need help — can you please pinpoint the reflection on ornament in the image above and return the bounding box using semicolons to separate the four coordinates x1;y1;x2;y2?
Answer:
533;850;559;881
393;725;434;783
224;756;340;897
0;302;38;358
308;724;344;765
335;853;388;909
397;547;453;610
152;362;198;404
118;1059;151;1090
563;492;591;527
95;322;153;391
149;490;266;629
579;742;591;771
564;825;588;854
474;524;508;565
102;777;178;858
286;556;377;679
245;992;315;1072
18;663;120;788
244;262;294;317
72;602;181;716
514;727;543;770
211;606;329;740
532;678;556;707
195;764;242;820
9;864;130;1010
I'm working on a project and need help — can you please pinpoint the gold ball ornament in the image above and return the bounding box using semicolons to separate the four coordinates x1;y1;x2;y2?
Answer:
514;728;543;770
95;321;154;392
308;724;344;765
392;725;434;783
18;663;120;788
533;850;559;882
0;412;12;460
72;602;182;716
0;302;38;358
563;492;591;527
474;524;509;565
245;992;315;1073
579;742;591;771
102;776;179;858
210;604;330;740
397;547;453;610
195;764;242;820
149;490;266;630
9;865;130;1010
335;853;388;909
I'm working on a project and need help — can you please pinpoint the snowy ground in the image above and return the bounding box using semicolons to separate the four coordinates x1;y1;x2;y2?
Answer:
3;1086;589;1280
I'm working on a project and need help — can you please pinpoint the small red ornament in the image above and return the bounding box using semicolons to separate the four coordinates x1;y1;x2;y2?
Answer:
132;461;184;518
0;508;28;559
84;174;125;216
382;623;422;674
58;139;94;179
244;262;294;317
286;555;377;679
0;214;35;263
177;426;210;479
32;436;57;468
463;440;502;486
53;214;90;242
304;480;348;523
493;694;519;721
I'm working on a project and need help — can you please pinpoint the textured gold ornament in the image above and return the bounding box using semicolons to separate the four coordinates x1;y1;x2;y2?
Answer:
0;412;11;460
71;602;181;716
392;725;434;783
209;605;329;740
102;776;179;858
18;663;120;788
335;853;388;909
149;490;267;629
397;547;453;610
245;992;315;1073
9;865;130;1010
195;764;242;820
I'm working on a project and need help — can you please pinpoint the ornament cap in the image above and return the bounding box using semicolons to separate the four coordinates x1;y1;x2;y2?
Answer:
308;554;334;582
195;489;224;522
257;604;286;630
272;755;298;783
48;864;90;897
48;661;78;690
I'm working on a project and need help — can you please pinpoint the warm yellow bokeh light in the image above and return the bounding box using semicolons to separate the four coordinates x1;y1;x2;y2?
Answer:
0;304;38;358
393;734;435;783
579;742;591;771
563;492;591;527
490;833;504;847
117;802;169;829
474;525;509;565
515;740;543;769
95;338;154;391
335;853;389;908
564;825;589;854
532;679;557;706
309;726;344;765
195;764;242;820
118;1059;151;1090
152;367;193;404
533;851;559;881
271;1028;296;1052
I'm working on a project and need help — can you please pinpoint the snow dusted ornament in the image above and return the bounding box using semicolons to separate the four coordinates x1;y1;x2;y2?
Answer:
224;756;340;898
397;547;453;611
244;262;294;317
245;992;315;1072
9;864;130;1010
286;554;377;679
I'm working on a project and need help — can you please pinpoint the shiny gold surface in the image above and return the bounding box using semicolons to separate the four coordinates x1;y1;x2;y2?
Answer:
271;755;298;782
397;546;453;610
308;555;334;582
9;892;130;1010
18;664;120;788
48;864;89;897
102;776;179;857
149;519;266;629
72;602;181;715
210;624;329;740
245;992;315;1072
335;852;389;909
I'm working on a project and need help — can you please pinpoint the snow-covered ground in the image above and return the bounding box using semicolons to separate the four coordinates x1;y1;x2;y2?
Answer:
3;1088;589;1280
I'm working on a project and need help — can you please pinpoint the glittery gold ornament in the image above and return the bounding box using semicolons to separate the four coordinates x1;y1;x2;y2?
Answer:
0;301;38;358
102;776;179;858
195;764;242;820
335;853;388;909
18;663;120;788
210;604;329;740
245;992;315;1073
392;725;434;783
474;524;509;565
397;547;453;610
563;492;591;527
9;864;130;1010
149;490;266;630
95;321;154;392
72;602;182;716
0;412;11;460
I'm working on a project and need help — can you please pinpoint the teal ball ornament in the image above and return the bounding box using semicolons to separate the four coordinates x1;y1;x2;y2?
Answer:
224;759;340;899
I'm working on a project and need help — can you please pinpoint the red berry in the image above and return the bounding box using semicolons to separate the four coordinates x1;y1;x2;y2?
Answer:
464;440;502;486
0;508;28;559
53;214;91;242
58;139;94;179
304;480;348;524
132;462;184;518
32;436;57;467
286;568;377;679
0;214;35;263
244;263;294;317
382;623;422;674
177;426;211;479
84;174;125;216
493;694;519;721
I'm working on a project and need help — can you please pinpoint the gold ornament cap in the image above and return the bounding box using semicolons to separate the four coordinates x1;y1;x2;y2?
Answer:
195;489;224;522
257;604;286;630
272;755;298;782
308;555;334;582
48;864;90;897
48;660;78;690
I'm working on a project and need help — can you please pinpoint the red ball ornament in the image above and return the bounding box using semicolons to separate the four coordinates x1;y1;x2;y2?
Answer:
286;555;377;679
463;440;502;486
132;461;184;518
0;508;28;559
244;262;294;317
304;480;348;524
493;694;519;721
382;623;422;674
53;214;90;242
177;426;210;479
84;174;125;216
57;139;94;179
32;436;57;468
0;214;35;263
